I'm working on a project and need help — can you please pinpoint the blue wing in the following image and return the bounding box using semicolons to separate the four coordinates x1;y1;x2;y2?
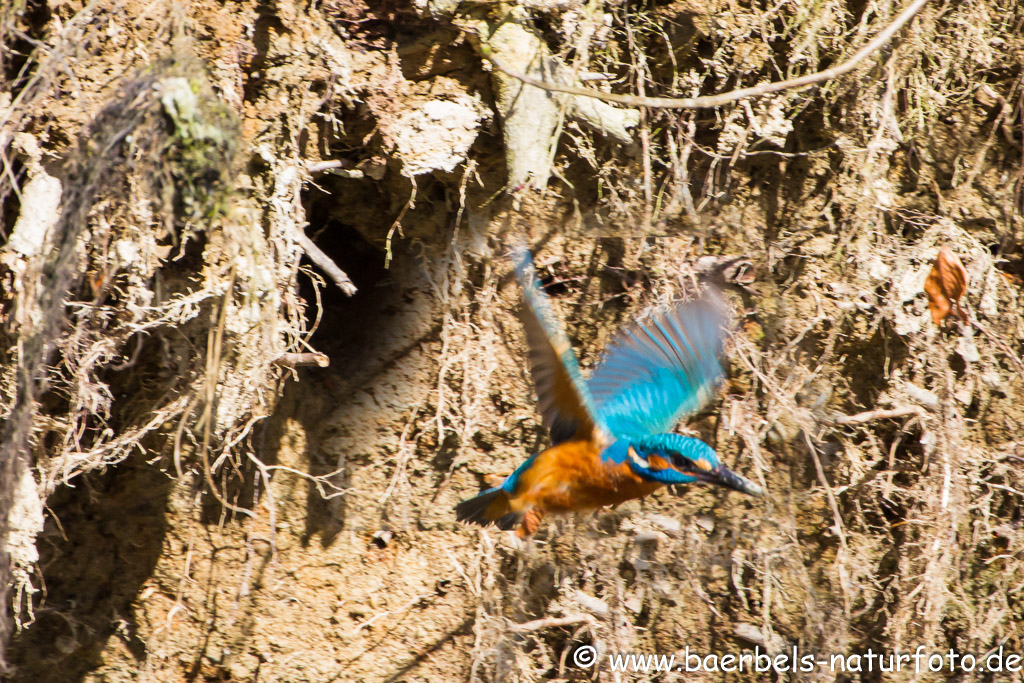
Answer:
588;293;726;438
513;248;611;446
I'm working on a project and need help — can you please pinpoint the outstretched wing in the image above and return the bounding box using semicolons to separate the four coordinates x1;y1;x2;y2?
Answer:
589;294;726;438
514;248;611;446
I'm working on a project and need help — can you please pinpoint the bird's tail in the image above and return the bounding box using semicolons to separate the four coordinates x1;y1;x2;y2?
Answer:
455;487;520;530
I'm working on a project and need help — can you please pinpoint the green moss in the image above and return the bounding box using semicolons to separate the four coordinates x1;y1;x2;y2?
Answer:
156;74;239;227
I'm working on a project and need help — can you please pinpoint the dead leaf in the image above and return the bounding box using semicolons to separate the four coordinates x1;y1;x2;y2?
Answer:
924;246;968;326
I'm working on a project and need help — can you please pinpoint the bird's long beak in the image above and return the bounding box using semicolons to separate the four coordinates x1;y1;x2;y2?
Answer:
697;465;764;497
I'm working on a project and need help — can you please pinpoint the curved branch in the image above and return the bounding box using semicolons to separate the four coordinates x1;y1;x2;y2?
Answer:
482;0;928;110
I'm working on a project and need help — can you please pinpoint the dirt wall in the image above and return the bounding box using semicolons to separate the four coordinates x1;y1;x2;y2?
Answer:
2;0;1023;680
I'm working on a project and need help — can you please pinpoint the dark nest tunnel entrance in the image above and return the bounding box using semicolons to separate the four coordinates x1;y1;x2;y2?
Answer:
282;190;446;546
296;219;395;365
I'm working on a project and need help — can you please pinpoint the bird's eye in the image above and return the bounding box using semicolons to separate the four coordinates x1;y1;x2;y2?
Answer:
670;453;707;472
668;452;690;469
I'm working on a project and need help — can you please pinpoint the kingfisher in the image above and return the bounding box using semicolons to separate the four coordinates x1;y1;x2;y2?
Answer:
456;247;763;538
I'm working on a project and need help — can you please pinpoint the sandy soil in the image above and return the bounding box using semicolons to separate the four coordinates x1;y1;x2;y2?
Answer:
2;0;1023;680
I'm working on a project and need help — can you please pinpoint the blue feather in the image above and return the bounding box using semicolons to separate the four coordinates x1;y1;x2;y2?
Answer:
512;247;611;445
455;452;541;529
589;294;725;437
501;451;541;495
599;439;631;465
636;433;721;468
600;434;719;484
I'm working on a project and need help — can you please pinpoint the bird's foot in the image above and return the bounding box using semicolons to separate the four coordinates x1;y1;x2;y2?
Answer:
516;508;545;539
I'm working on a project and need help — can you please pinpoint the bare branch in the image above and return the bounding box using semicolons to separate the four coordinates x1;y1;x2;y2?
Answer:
970;317;1024;375
306;160;345;174
306;160;364;178
293;229;357;296
273;352;329;368
832;406;925;425
508;615;596;633
802;432;848;555
482;0;928;110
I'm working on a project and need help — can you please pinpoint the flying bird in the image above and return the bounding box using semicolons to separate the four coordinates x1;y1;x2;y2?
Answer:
456;248;763;538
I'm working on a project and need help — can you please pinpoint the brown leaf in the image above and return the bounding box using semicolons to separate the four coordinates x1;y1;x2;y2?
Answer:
924;246;968;326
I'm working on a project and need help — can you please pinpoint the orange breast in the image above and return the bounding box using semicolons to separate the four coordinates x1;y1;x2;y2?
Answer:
510;440;664;514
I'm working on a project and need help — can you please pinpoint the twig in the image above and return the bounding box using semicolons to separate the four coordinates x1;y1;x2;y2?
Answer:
244;451;278;562
971;478;1024;498
832;406;925;425
306;159;364;178
293;228;357;296
200;266;255;519
481;0;928;110
379;399;424;503
306;160;344;174
273;352;329;368
970;317;1024;375
802;431;848;555
385;180;417;268
509;614;596;633
351;591;437;635
173;392;201;479
260;463;352;500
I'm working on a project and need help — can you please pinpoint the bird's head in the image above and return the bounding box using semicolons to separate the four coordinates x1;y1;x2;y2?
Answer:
625;434;764;497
